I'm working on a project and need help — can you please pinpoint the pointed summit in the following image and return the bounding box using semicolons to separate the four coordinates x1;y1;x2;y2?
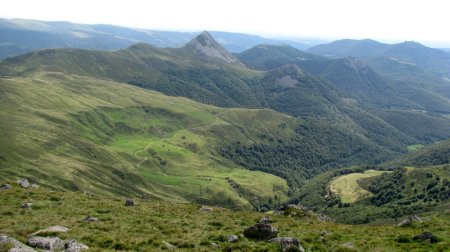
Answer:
185;31;239;64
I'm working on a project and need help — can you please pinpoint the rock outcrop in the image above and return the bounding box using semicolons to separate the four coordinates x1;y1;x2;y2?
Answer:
184;31;239;64
27;236;64;251
0;234;36;251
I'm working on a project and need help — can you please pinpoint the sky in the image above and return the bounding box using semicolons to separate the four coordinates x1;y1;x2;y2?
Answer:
1;0;450;47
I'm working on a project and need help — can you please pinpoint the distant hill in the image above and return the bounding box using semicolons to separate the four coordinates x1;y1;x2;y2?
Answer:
237;44;325;70
0;18;313;59
307;39;450;79
306;39;389;58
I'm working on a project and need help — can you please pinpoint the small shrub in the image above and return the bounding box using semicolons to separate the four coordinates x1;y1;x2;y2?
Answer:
98;237;114;248
208;221;224;227
113;242;130;250
397;235;411;243
175;242;195;248
49;196;60;201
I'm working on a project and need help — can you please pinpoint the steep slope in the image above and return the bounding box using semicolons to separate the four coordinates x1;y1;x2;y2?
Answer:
0;72;293;210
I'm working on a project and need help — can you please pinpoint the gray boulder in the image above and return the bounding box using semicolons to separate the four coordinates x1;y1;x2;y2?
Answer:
124;199;135;206
65;239;89;252
200;206;213;212
269;237;304;252
0;184;12;190
0;234;36;252
259;217;272;224
227;235;239;243
21;203;33;209
17;179;30;188
27;236;64;251
243;223;278;240
83;216;98;222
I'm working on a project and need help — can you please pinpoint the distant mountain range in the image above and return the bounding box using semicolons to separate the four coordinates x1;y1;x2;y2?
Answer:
306;39;450;79
0;18;317;59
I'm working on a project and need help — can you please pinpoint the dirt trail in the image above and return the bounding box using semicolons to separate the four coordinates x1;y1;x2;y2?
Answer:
134;108;235;173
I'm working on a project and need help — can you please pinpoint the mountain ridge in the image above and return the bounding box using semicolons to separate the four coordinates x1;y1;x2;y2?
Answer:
0;18;315;59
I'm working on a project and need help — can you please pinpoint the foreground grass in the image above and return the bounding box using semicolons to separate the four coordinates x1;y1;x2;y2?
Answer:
329;170;388;203
1;187;449;251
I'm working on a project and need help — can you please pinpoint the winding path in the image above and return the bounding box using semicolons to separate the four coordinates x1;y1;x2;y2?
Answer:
134;107;235;173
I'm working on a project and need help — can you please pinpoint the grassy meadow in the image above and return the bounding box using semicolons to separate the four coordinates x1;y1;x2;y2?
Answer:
1;187;449;251
329;170;388;203
0;72;291;210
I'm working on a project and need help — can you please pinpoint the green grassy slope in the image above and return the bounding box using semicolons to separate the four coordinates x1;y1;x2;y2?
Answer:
0;72;293;210
1;187;449;251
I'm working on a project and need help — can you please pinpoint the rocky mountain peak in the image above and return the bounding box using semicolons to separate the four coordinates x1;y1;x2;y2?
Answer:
184;31;239;64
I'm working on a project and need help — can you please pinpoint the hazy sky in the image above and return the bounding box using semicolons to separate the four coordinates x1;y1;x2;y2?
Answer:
2;0;450;46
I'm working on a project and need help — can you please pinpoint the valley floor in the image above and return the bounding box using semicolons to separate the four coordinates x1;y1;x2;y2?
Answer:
0;186;449;251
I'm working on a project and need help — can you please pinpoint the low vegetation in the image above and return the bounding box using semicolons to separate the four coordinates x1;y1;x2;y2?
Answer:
0;186;449;251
